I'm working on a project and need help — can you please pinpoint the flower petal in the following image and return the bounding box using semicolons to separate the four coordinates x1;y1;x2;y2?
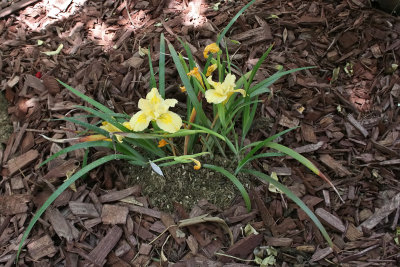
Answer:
138;98;151;112
206;64;217;76
164;98;178;108
205;89;227;104
233;89;246;97
123;121;132;130
156;111;182;133
129;111;151;131
203;43;220;59
223;73;236;88
146;88;162;105
206;76;220;89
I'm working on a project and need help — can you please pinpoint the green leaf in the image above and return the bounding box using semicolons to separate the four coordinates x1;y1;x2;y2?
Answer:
217;0;256;45
235;128;296;175
17;154;138;261
264;142;343;202
120;129;207;139
204;164;251;211
75;106;129;132
249;67;314;97
159;33;166;98
148;47;157;89
246;44;274;91
58;116;110;137
57;80;115;114
242;169;333;247
179;38;197;70
189;122;237;155
168;44;209;126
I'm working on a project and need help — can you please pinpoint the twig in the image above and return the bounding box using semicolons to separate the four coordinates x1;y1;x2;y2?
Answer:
124;0;135;29
0;0;40;18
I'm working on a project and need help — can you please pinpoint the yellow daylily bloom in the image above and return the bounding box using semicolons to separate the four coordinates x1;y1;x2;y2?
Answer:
206;64;217;77
129;88;182;133
187;67;204;87
203;43;220;59
205;73;246;104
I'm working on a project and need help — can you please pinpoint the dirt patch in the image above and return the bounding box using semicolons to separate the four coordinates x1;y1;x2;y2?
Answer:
126;155;253;212
0;93;12;144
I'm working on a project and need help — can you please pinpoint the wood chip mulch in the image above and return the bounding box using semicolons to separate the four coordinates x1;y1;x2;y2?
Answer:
1;0;400;266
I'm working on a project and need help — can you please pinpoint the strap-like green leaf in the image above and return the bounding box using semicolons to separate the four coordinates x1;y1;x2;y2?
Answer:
17;154;138;261
242;169;333;247
204;164;251;211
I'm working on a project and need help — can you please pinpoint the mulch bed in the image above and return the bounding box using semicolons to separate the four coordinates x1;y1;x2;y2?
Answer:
1;0;400;266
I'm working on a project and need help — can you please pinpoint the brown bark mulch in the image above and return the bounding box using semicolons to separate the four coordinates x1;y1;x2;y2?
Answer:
1;0;400;266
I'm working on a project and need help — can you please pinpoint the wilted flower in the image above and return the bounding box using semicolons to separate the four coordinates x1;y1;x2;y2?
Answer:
129;88;182;133
187;67;204;87
158;139;168;147
206;64;217;77
203;43;220;59
205;73;246;104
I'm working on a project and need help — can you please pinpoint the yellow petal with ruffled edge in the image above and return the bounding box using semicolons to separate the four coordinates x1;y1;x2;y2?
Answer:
205;89;227;104
206;76;220;89
223;73;236;89
203;43;220;59
156;111;182;133
129;111;151;132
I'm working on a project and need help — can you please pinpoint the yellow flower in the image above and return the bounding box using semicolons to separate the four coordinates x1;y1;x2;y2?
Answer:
158;139;168;147
187;67;204;87
206;64;217;77
203;43;220;59
205;73;246;104
80;121;130;143
129;88;182;133
180;86;186;93
100;121;127;143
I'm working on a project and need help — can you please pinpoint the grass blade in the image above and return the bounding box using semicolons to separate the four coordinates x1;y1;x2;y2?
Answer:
17;154;138;261
242;169;333;247
265;142;344;203
204;164;251;211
